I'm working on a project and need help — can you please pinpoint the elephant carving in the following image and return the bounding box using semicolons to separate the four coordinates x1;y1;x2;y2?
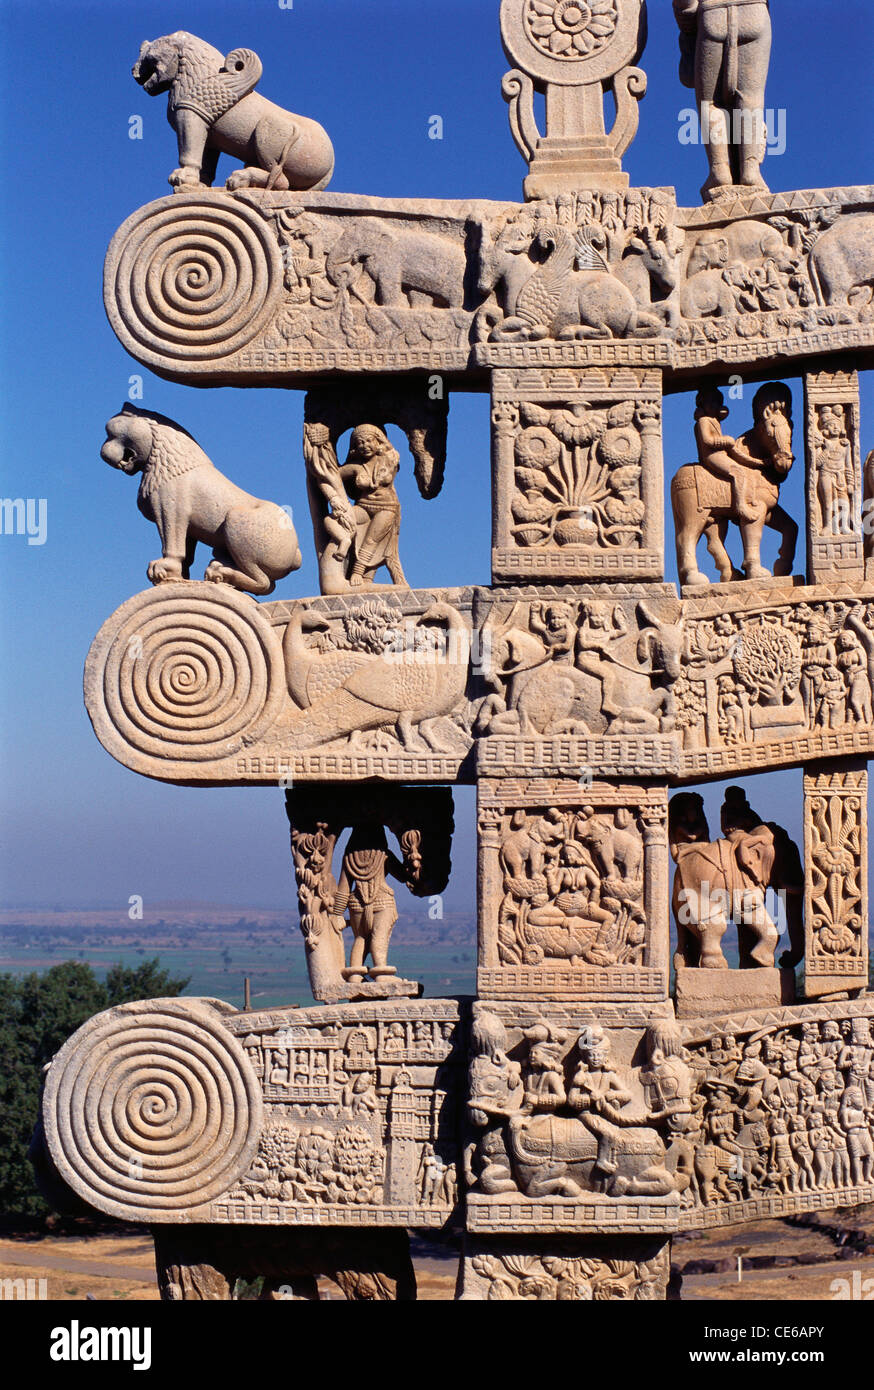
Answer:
680;220;792;320
574;601;685;735
505;1112;672;1199
324;220;466;309
669;787;803;971
808;214;874;308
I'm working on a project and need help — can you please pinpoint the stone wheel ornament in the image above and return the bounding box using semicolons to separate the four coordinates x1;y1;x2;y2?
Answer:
524;0;620;61
503;0;641;84
104;193;282;373
500;0;647;195
84;582;286;778
42;999;263;1222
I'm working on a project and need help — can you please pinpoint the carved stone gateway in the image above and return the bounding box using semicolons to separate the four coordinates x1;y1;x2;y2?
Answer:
38;3;874;1303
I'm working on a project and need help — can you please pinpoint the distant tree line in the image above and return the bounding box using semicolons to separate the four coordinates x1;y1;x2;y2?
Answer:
0;959;188;1221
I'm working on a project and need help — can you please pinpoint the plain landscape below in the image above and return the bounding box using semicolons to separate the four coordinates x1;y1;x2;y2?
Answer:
1;1205;873;1302
0;901;478;1008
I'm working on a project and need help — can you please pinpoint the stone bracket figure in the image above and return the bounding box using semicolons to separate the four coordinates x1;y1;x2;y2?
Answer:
303;385;449;596
306;424;407;591
334;824;408;985
286;786;454;1002
674;0;772;201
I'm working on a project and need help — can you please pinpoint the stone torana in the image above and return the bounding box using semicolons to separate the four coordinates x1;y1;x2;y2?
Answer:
36;5;874;1300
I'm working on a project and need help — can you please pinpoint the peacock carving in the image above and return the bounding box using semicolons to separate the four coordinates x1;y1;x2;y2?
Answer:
282;600;469;752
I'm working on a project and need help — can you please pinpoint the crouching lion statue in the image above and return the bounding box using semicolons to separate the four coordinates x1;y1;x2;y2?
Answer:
133;31;335;192
101;405;302;596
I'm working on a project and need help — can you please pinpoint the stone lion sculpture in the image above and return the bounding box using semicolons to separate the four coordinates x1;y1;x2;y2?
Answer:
101;405;302;595
133;32;334;192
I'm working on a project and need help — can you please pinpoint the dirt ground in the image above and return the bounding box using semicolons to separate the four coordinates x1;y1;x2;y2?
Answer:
1;1206;872;1301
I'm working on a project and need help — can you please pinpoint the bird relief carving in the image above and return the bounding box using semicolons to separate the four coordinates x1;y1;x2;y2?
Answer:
281;598;472;753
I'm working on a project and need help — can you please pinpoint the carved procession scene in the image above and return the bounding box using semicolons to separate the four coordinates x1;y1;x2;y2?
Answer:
36;1;874;1302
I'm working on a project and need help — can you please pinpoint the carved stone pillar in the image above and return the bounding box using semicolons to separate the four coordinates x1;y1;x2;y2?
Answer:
153;1225;417;1301
477;778;669;1001
803;760;869;999
640;802;670;987
804;370;864;583
491;367;664;583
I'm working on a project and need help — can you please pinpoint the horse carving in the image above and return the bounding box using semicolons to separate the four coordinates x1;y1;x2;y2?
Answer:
671;383;797;587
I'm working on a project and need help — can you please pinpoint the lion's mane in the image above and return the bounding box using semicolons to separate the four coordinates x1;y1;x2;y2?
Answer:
146;32;259;126
137;417;213;503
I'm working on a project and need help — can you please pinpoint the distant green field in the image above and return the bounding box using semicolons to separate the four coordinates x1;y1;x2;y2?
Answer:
0;940;478;1009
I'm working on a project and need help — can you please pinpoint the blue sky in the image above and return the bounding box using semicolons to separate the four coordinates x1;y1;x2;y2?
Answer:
0;0;872;911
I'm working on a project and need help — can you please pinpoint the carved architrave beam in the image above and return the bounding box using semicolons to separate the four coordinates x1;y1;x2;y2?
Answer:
102;187;874;387
39;996;465;1230
84;580;874;786
39;989;874;1246
461;997;874;1238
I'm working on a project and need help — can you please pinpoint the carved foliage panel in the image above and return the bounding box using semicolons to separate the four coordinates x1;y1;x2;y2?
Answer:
478;780;669;1000
804;762;869;995
458;1234;671;1301
491;367;664;581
